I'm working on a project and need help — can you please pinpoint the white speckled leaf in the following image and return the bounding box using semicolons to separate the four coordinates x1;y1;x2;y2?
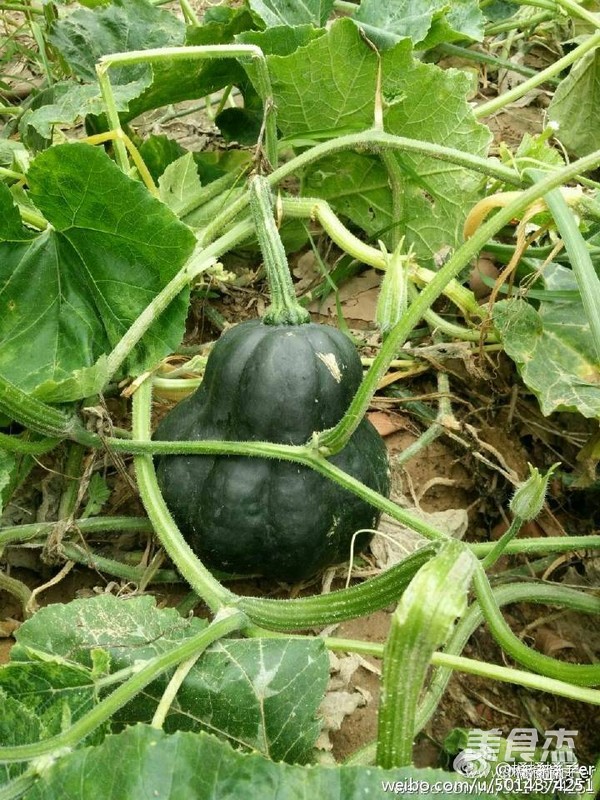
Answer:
12;594;328;764
493;295;600;417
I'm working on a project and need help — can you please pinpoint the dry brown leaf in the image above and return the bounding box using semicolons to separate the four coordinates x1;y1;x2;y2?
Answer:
316;652;372;753
367;411;411;437
534;627;576;657
309;270;381;325
0;619;20;638
292;251;319;293
315;690;368;753
369;507;468;571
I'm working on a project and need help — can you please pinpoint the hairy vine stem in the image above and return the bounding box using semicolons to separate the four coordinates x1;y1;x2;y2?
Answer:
317;146;600;454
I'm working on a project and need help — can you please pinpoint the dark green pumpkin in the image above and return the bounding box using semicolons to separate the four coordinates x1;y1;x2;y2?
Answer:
154;319;390;581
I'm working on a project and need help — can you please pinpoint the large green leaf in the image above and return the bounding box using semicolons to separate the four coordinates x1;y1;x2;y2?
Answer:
12;595;205;667
493;267;600;417
13;595;328;763
21;725;501;799
548;49;600;157
123;637;328;763
355;0;484;48
237;24;325;55
0;662;97;738
47;0;184;83
0;692;46;783
44;0;253;127
268;19;378;137
248;0;334;27
270;20;491;263
158;153;204;217
0;144;195;401
22;80;151;139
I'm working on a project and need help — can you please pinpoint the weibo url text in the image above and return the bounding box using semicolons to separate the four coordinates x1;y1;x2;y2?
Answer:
381;768;595;795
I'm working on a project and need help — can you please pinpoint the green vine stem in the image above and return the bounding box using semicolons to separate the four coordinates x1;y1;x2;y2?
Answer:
485;11;554;36
474;30;600;119
480;516;524;569
380;151;404;249
531;169;600;363
60;543;180;585
0;516;152;548
470;533;600;557
4;426;599;566
199;129;525;246
436;43;559;84
0;768;37;800
104;218;254;380
179;169;245;223
0;384;599;571
131;377;235;612
0;374;96;443
94;65;129;171
14;205;47;230
473;562;600;686
249;175;310;325
280;196;482;318
317;146;600;456
0;608;247;764
0;166;26;181
393;369;452;466
114;436;450;544
0;431;59;455
324;638;600;706
2;508;598;573
178;0;199;25
238;545;438;630
151;654;199;728
97;45;278;168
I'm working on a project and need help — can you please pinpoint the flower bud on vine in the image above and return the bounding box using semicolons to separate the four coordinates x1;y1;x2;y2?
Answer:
510;463;559;521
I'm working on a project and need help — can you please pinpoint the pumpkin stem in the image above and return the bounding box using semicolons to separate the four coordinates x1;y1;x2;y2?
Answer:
249;175;310;326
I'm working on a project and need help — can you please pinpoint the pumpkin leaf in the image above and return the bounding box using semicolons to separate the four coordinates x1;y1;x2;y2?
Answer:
47;0;183;83
12;594;328;763
22;724;502;799
270;20;491;263
0;662;97;739
40;0;253;129
0;143;195;401
354;0;484;48
0;692;46;784
267;19;378;137
22;80;150;139
548;48;600;158
492;267;600;417
11;594;205;667
247;0;334;27
158;153;203;217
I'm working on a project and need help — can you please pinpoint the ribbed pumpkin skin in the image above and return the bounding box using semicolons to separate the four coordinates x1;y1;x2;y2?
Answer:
154;319;390;580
